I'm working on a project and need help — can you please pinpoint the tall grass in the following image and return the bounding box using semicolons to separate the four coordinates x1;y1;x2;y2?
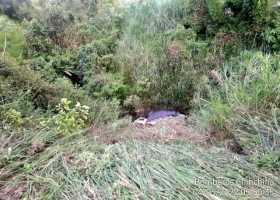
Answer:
0;16;26;60
195;51;280;157
115;0;215;110
2;131;280;199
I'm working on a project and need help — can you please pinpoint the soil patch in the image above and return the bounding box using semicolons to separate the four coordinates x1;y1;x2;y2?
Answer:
91;114;210;145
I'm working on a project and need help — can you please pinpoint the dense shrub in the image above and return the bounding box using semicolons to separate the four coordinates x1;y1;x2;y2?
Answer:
264;9;280;51
44;98;90;134
207;0;225;23
0;57;90;112
194;51;280;152
24;19;54;57
223;51;280;111
0;16;26;60
1;108;23;129
116;1;218;111
24;3;77;57
186;0;270;48
30;38;118;85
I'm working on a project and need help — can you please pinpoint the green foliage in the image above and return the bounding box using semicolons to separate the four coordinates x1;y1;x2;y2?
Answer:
23;163;33;174
30;56;58;82
253;0;269;24
89;98;120;124
0;16;26;60
96;54;117;72
24;19;54;57
186;0;270;47
45;98;90;135
116;2;216;110
207;0;225;22
1;1;280;199
1;57;92;113
264;10;280;51
200;98;233;131
0;57;61;109
86;73;130;103
41;4;73;44
28;27;118;87
2;108;23;128
224;51;280;111
24;1;88;57
198;51;280;118
254;152;280;171
195;51;280;153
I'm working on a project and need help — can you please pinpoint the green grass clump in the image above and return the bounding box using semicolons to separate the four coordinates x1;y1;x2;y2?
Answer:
195;50;280;155
0;15;26;60
253;151;280;172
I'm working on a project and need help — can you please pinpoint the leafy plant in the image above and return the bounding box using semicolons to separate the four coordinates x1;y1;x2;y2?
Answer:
263;10;280;51
2;108;23;128
45;98;90;134
24;19;54;57
207;0;225;22
0;16;26;60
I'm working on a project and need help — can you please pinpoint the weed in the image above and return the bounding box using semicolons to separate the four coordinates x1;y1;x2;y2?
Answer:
43;98;90;135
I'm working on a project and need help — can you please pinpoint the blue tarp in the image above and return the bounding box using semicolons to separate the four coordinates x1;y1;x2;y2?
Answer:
147;110;178;122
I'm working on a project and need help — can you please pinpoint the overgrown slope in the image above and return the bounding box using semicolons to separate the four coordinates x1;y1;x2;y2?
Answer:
1;0;280;199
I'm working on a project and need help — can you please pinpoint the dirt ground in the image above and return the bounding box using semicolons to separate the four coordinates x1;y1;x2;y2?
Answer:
91;114;211;145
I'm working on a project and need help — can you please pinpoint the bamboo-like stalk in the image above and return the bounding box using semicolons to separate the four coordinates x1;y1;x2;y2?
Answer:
2;32;7;61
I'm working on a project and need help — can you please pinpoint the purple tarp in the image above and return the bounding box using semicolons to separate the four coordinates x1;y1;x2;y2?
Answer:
147;110;178;122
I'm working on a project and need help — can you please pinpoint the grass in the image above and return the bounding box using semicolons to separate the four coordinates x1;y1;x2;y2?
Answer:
1;125;280;199
193;51;280;154
1;1;280;200
0;15;26;61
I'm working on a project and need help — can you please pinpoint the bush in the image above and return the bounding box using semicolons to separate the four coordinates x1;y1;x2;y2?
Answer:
1;108;23;129
0;16;26;60
263;10;280;51
195;50;280;152
30;56;58;82
0;57;62;109
24;2;80;57
116;4;214;111
224;51;280;111
207;0;225;23
28;35;119;87
44;98;90;135
24;19;54;57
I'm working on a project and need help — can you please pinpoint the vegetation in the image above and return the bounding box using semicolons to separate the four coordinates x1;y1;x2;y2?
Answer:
0;0;280;199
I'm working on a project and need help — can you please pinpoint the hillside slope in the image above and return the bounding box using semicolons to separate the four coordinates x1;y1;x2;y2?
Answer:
0;0;280;199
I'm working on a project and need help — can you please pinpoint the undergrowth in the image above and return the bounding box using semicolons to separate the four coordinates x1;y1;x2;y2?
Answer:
1;0;280;199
